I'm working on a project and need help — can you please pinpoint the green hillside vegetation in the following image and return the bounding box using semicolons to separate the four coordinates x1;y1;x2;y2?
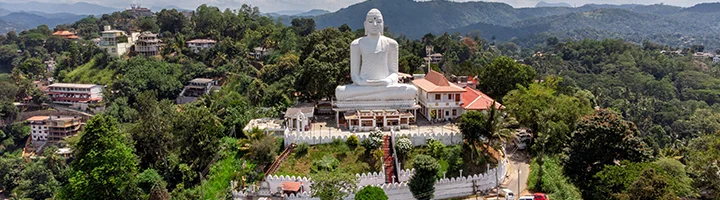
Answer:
61;57;115;85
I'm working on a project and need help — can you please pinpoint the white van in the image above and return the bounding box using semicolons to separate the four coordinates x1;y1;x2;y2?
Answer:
519;195;535;200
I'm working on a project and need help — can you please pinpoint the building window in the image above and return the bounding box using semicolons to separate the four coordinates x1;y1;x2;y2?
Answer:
445;111;450;117
435;94;441;100
452;109;457;116
455;94;461;102
448;94;453;100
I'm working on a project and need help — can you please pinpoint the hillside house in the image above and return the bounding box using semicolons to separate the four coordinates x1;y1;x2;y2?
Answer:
135;32;162;56
187;39;216;53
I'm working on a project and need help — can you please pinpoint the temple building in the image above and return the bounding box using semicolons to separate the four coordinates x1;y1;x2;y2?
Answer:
343;110;415;132
412;70;466;121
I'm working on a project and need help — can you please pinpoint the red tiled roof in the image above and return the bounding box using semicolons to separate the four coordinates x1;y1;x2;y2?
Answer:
412;70;465;93
52;31;74;36
462;87;503;111
281;182;302;192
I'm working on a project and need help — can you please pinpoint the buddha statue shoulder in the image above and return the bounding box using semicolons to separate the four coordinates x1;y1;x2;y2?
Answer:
335;8;417;102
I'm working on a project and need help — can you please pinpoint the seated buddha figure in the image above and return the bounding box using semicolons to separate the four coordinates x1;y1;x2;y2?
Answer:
335;8;417;101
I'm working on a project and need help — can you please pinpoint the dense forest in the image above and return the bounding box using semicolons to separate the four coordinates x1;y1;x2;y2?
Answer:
0;2;718;200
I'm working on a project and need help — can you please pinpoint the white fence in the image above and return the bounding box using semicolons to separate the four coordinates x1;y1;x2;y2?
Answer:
284;132;462;147
240;159;507;200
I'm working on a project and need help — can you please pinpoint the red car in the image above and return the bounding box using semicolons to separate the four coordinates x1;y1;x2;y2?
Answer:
533;193;549;200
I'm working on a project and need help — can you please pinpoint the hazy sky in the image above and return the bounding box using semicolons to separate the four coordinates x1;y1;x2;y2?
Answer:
5;0;719;12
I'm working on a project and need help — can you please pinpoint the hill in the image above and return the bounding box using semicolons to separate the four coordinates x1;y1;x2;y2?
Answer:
0;1;119;16
685;2;720;12
0;12;86;31
296;9;330;16
536;1;572;8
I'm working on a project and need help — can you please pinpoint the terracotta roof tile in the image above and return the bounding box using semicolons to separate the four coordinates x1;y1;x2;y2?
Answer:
412;70;465;93
462;87;503;110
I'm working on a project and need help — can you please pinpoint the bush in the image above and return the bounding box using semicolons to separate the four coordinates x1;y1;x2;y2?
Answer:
444;145;464;173
395;137;412;156
295;142;310;157
362;130;384;150
527;155;582;200
347;135;359;147
137;169;163;194
355;186;388;200
426;138;445;159
312;154;340;172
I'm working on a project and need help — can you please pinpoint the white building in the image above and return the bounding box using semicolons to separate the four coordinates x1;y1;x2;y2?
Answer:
285;103;315;133
187;39;216;53
135;32;162;56
412;70;465;121
98;26;136;57
27;116;49;141
47;83;103;106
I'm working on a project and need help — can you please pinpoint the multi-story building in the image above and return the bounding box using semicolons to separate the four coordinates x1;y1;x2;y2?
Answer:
46;116;83;143
47;83;103;106
27;116;49;141
135;32;162;56
26;115;84;144
176;78;220;104
412;70;465;121
127;4;153;18
98;26;135;57
187;39;216;53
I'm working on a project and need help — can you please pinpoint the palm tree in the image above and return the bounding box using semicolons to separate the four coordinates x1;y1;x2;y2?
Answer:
459;103;513;164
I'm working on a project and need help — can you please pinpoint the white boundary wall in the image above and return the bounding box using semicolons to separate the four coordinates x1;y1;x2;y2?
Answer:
242;159;507;200
284;132;462;147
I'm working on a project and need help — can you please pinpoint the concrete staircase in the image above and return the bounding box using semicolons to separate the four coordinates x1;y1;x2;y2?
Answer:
382;135;397;183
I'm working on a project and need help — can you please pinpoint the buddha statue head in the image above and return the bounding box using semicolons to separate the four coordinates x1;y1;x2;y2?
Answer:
364;8;384;36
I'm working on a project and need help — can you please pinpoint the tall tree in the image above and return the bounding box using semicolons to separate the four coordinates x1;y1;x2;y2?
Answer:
291;18;316;37
459;107;512;164
616;168;677;200
478;56;536;100
311;171;358;200
408;155;440;200
131;91;175;171
157;9;188;34
564;109;651;199
12;161;60;199
59;115;141;199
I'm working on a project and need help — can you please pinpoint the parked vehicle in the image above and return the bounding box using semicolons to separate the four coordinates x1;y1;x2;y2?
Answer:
519;195;535;200
516;129;533;150
500;188;514;200
533;193;549;200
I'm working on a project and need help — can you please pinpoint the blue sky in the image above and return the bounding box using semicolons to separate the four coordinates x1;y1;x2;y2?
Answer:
5;0;719;12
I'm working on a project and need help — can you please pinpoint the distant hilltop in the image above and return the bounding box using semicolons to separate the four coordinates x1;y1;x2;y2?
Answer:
536;1;572;8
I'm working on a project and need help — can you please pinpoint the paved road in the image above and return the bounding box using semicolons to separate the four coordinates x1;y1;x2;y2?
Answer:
504;149;531;200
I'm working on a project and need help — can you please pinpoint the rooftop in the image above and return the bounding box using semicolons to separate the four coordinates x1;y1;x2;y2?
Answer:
243;118;285;132
412;70;465;93
49;83;100;89
187;39;217;44
285;103;315;118
462;87;503;111
27;116;49;122
52;30;75;36
189;78;214;84
281;182;303;192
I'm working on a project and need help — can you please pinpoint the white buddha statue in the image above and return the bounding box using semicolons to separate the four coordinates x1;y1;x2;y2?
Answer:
335;9;418;102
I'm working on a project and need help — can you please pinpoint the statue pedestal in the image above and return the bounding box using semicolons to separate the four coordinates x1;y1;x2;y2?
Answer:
332;100;419;132
333;99;419;110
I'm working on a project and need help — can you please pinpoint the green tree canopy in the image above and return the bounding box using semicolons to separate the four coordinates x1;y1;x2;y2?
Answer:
477;56;536;100
355;186;388;200
408;154;440;200
60;115;141;199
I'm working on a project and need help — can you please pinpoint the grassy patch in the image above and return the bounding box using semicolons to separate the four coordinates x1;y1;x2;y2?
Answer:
527;155;583;200
276;142;376;176
199;157;242;200
63;58;115;85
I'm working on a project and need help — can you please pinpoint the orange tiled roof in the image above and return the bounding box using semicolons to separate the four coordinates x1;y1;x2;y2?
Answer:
27;116;49;122
281;182;302;192
462;87;503;111
52;31;74;36
412;70;465;93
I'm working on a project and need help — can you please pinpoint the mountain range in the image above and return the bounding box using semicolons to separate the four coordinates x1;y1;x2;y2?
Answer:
536;1;572;8
308;0;720;49
0;1;120;16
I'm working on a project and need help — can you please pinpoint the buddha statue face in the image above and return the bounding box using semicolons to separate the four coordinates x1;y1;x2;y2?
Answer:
364;9;384;36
